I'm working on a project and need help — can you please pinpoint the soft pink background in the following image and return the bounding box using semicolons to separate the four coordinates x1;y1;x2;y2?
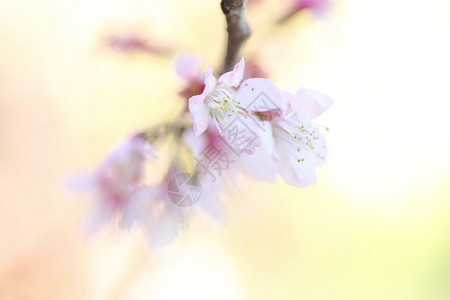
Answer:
1;0;450;299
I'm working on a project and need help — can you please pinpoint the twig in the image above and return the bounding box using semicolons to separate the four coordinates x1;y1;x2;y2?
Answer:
220;0;251;73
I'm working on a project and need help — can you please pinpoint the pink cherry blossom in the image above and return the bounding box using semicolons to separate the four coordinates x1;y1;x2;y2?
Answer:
70;0;336;249
188;57;246;136
183;121;277;184
271;104;328;187
182;125;276;225
236;79;332;187
82;135;156;232
292;88;333;121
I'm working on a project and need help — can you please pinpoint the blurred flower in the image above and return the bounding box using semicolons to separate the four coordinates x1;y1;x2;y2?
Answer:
105;33;174;56
77;134;156;232
279;0;330;22
77;131;229;246
128;164;228;246
243;57;268;80
72;52;333;246
175;55;206;101
125;172;185;247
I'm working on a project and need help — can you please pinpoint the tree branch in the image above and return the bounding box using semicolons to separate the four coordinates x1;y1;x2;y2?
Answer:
220;0;251;73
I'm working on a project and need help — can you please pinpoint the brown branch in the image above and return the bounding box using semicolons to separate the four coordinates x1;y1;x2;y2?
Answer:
220;0;251;73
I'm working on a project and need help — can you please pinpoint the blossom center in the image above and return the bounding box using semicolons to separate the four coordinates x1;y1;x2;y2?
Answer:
274;114;328;163
206;85;241;132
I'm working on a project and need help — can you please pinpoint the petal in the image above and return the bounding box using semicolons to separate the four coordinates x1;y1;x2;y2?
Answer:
182;127;208;155
130;134;157;159
276;143;317;187
83;202;114;235
65;173;96;191
235;146;278;182
235;78;286;111
257;121;278;159
280;90;295;105
293;88;333;120
203;67;217;94
143;142;158;158
145;203;183;247
174;54;202;81
122;186;158;229
197;179;226;223
218;57;245;86
130;185;183;247
187;67;217;136
188;95;210;136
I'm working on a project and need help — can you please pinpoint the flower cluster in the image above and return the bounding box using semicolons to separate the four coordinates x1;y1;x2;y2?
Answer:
75;56;332;246
186;57;332;187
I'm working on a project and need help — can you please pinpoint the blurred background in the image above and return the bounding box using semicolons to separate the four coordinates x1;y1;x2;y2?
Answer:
1;0;450;299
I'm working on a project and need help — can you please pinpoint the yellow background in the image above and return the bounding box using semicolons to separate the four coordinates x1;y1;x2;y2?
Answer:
1;0;449;299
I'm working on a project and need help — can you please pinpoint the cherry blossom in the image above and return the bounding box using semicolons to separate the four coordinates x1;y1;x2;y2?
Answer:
236;79;332;187
183;121;277;184
72;0;334;248
188;57;246;136
80;135;156;232
76;59;331;244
